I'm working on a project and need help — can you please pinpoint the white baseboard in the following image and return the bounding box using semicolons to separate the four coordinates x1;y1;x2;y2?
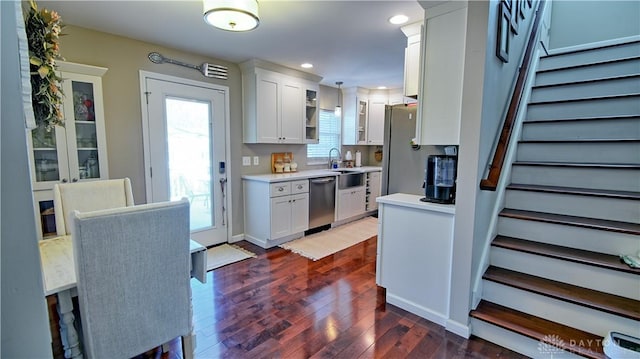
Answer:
229;233;244;243
446;319;471;339
386;293;448;327
547;35;640;56
244;232;304;249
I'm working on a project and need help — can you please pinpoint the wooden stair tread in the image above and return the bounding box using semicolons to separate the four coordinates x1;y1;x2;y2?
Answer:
500;208;640;235
506;183;640;200
492;235;640;275
524;114;640;124
512;161;640;169
484;266;640;320
470;300;606;359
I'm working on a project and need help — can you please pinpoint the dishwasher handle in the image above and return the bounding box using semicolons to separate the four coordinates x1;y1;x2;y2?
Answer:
310;177;336;184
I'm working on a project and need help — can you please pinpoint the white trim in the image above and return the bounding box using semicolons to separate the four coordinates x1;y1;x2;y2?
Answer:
547;35;640;56
138;70;233;243
229;233;245;244
446;319;471;339
386;293;448;327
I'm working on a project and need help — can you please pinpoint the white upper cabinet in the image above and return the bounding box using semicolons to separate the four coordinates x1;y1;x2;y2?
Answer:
342;87;387;146
28;61;109;191
241;60;322;144
415;4;468;146
401;21;423;99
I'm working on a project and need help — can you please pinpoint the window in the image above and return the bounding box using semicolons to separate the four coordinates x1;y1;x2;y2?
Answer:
307;109;341;163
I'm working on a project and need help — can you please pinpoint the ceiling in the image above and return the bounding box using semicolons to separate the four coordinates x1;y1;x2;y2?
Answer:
44;0;426;89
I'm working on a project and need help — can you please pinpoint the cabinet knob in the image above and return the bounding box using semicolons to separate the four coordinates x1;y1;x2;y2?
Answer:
278;187;284;192
61;178;68;183
297;185;303;189
72;178;78;183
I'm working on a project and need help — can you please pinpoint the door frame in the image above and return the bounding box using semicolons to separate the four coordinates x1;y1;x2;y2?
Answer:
139;71;233;243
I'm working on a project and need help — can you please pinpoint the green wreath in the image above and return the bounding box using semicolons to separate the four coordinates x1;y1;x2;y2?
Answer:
25;0;65;131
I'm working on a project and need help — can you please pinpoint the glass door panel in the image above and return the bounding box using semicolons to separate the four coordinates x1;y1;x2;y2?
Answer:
165;97;213;231
31;126;61;183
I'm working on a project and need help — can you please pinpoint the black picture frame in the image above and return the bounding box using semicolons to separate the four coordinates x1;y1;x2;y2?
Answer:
519;0;526;18
527;0;533;8
497;1;510;62
510;0;519;35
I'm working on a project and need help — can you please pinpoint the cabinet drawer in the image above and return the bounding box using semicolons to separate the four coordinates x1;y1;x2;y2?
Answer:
270;182;291;197
290;180;309;194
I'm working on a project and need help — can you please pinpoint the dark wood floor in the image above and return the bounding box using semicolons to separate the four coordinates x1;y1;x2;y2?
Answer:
51;236;528;358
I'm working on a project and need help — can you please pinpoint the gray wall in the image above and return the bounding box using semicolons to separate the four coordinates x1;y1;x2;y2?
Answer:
549;0;640;50
449;0;539;329
1;1;53;356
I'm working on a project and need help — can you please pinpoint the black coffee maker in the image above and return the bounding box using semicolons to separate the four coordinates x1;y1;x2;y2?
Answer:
421;154;457;204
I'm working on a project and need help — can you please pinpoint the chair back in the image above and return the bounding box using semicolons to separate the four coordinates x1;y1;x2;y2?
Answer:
71;199;191;358
54;178;134;235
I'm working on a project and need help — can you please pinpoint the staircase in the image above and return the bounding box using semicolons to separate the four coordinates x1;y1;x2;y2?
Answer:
470;40;640;358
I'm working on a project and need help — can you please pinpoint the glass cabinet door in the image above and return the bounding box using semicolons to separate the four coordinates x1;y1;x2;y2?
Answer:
69;80;101;180
357;99;368;144
30;125;69;191
305;88;318;143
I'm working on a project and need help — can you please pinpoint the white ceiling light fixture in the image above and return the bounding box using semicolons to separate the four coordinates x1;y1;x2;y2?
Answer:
335;81;343;117
388;14;409;25
203;0;260;32
301;63;313;69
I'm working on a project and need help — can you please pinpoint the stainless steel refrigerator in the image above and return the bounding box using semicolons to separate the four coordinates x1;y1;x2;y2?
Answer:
381;104;437;196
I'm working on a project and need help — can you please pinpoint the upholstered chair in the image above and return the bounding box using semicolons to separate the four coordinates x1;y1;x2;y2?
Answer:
70;199;193;358
53;178;134;236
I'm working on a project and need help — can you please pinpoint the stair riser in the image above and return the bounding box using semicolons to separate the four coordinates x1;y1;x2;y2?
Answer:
535;59;640;86
521;118;640;140
504;190;640;224
516;141;640;165
483;280;639;338
527;96;640;121
471;318;585;358
490;247;640;300
538;42;640;71
531;76;640;103
511;165;640;192
498;217;639;255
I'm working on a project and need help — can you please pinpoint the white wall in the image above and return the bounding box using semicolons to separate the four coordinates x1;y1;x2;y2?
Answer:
549;0;640;50
1;1;53;356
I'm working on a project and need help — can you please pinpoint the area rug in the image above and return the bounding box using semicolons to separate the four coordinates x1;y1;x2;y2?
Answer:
206;244;256;271
280;216;378;261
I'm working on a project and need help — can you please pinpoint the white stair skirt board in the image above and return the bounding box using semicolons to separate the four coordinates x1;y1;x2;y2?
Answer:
206;244;256;271
280;216;377;261
471;318;588;359
490;247;640;300
482;280;640;338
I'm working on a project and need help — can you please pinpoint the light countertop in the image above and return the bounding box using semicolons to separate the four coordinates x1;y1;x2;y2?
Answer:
376;193;455;214
242;167;382;183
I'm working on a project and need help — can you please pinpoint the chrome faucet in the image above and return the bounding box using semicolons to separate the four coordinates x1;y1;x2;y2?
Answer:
329;147;341;169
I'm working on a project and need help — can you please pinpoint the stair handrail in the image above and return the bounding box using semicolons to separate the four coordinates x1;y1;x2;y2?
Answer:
480;0;546;191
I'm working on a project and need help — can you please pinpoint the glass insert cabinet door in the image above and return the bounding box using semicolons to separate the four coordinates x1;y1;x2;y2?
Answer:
29;63;109;191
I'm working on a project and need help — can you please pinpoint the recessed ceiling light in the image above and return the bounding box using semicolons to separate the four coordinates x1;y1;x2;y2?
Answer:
377;86;387;90
389;14;409;25
301;63;313;69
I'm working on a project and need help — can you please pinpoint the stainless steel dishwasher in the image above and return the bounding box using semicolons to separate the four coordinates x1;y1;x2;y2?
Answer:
308;176;336;230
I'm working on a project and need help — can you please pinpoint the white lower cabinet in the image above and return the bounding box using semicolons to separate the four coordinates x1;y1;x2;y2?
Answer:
376;193;455;326
337;186;366;221
243;179;309;248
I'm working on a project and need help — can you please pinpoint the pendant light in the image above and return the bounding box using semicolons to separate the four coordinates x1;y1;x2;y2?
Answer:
335;81;343;117
203;0;260;32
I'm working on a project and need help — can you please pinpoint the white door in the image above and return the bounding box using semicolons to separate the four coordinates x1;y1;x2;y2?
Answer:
142;74;229;247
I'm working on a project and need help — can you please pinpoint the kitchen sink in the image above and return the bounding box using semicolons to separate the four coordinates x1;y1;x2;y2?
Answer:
337;171;364;189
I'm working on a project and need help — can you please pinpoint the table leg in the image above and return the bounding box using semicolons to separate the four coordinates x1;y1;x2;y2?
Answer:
182;283;196;359
57;290;83;359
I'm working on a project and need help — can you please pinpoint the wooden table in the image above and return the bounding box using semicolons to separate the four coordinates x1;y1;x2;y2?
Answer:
39;235;207;358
